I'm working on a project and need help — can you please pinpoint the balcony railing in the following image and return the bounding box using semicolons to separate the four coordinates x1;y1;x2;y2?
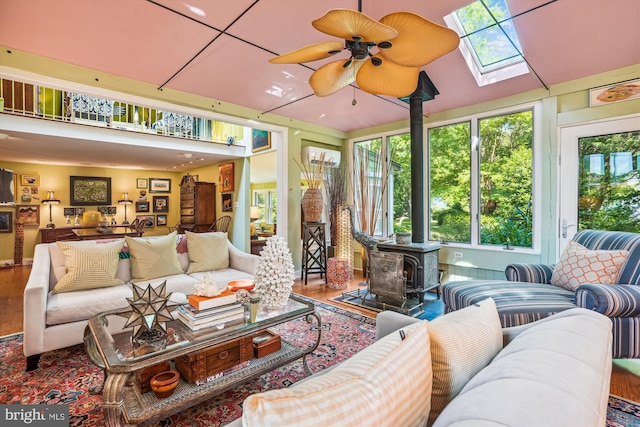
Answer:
0;78;245;145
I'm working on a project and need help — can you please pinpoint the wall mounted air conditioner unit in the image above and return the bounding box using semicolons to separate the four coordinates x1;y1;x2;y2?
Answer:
301;146;341;168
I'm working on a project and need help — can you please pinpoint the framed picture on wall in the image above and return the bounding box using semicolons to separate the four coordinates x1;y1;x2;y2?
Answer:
219;163;234;192
0;212;12;233
136;178;148;189
156;214;167;227
70;176;111;205
135;201;149;212
20;174;40;187
136;215;155;229
149;178;171;193
153;196;169;213
251;129;271;153
589;78;640;107
16;205;40;226
222;193;233;212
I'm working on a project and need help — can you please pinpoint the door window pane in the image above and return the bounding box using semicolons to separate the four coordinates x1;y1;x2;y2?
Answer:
578;130;640;232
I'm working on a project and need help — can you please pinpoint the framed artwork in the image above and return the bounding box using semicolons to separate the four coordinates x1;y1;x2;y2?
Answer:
63;207;76;217
149;178;171;193
219;163;234;192
0;212;12;233
222;193;233;212
107;206;117;215
98;206;109;215
136;215;155;229
590;78;640;107
16;204;40;226
21;195;32;203
20;174;40;186
153;196;169;213
74;207;85;216
251;129;271;153
135;201;149;212
136;178;148;189
30;187;38;194
70;176;111;206
0;168;16;205
156;214;167;227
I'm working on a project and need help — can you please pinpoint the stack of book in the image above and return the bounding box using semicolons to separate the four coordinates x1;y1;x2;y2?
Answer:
177;291;244;331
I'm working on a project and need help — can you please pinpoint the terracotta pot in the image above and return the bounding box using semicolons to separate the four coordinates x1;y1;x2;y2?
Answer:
150;370;179;398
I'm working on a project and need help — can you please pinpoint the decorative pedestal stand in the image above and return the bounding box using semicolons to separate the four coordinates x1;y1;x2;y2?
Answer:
301;222;327;285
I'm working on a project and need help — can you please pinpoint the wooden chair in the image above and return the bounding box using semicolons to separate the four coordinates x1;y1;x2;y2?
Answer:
135;218;146;236
208;215;232;233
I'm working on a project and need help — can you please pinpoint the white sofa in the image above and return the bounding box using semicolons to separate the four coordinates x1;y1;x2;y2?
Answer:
230;298;613;427
23;231;259;371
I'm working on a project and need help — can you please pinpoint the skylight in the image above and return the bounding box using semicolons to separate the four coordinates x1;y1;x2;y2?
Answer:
445;0;529;86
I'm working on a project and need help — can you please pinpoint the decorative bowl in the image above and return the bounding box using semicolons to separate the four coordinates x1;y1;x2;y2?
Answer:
228;279;255;292
150;370;180;398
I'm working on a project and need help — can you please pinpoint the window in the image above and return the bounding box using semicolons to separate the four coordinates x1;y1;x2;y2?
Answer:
429;106;537;250
252;190;277;224
388;133;411;234
444;0;528;86
352;138;387;237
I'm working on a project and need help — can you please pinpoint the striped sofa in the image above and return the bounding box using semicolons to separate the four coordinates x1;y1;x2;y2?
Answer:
442;229;640;358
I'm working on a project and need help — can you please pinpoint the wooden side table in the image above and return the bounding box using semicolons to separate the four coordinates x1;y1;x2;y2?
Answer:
301;222;327;285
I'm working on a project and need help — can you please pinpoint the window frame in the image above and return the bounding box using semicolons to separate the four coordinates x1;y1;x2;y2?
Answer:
348;102;542;254
427;101;542;253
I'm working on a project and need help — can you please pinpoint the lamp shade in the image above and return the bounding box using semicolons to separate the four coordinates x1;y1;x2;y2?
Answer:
42;190;60;204
250;205;260;221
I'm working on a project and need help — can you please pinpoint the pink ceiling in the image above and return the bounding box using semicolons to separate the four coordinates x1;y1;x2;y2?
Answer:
0;0;638;133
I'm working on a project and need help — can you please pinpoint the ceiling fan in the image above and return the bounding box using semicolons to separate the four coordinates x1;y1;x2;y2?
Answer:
269;8;460;98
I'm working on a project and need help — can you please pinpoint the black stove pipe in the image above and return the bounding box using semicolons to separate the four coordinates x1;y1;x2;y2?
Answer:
402;71;439;244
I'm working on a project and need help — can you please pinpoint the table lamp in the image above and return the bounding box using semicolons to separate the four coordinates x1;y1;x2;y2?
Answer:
250;205;260;239
42;190;60;229
118;192;133;225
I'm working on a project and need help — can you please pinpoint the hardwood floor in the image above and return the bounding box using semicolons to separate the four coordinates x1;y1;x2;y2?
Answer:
3;264;639;402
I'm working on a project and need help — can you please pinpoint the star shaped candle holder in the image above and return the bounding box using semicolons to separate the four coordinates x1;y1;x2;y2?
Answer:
120;281;173;347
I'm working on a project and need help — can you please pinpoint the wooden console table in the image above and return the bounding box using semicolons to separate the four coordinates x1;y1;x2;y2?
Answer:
40;225;132;243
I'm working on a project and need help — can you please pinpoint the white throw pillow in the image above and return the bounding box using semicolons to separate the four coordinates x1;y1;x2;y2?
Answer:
185;231;229;274
242;320;432;427
550;240;629;290
427;297;503;426
125;232;183;282
53;240;124;293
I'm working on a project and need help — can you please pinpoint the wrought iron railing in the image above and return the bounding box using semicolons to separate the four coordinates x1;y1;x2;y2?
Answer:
0;77;245;145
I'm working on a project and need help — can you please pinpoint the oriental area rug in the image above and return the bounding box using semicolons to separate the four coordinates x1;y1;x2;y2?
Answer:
0;296;638;426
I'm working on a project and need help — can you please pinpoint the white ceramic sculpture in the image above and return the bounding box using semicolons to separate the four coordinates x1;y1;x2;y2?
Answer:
253;236;295;309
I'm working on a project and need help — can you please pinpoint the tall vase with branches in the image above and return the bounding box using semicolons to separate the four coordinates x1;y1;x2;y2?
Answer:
324;162;347;247
294;150;329;222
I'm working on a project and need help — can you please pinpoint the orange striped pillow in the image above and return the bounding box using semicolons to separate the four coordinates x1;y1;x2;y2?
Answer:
242;320;432;427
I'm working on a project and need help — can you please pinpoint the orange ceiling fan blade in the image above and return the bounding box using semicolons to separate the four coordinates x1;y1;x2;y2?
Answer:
356;54;420;97
312;9;397;43
309;59;364;97
378;12;460;67
269;41;345;64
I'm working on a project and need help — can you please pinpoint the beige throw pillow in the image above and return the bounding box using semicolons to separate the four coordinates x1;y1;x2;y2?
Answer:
125;231;183;282
185;231;229;274
53;240;124;293
550;240;629;290
427;297;503;426
242;321;432;427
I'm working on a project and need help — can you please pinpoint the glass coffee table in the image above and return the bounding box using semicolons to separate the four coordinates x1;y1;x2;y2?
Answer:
84;295;320;426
